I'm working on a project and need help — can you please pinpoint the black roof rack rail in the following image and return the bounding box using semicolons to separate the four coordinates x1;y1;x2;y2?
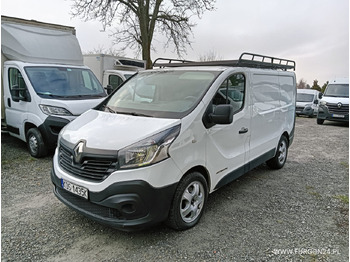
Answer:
152;58;194;67
153;52;296;71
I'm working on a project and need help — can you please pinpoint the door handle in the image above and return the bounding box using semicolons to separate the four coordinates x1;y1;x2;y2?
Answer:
239;127;248;134
7;98;11;108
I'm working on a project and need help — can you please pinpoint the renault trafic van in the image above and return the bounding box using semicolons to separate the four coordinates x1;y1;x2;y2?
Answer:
51;53;296;231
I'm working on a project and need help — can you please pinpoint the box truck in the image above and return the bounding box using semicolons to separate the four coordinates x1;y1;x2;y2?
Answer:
83;54;146;93
1;16;107;157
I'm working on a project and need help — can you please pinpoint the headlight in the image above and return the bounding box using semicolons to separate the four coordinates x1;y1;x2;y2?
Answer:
118;124;181;169
39;104;73;116
320;100;327;106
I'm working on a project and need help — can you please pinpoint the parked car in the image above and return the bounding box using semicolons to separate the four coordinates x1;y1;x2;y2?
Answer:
51;53;296;231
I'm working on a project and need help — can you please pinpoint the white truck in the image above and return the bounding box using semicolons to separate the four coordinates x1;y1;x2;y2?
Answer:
83;54;146;93
1;16;107;157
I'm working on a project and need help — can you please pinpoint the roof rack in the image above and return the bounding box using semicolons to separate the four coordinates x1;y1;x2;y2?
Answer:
153;52;296;71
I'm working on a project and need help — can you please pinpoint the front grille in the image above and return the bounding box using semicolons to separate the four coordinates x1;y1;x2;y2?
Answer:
59;143;118;181
327;103;349;114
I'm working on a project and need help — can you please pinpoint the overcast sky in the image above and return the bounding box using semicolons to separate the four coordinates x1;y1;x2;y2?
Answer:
1;0;349;85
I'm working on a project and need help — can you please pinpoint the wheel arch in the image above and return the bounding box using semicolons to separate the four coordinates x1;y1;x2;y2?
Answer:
24;122;39;142
181;165;211;192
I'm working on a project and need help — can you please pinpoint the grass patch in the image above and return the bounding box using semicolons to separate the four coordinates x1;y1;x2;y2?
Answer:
334;195;349;205
340;161;349;168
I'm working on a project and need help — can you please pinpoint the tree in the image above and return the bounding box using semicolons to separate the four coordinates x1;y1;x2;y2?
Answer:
71;0;216;69
83;45;124;56
311;79;321;91
321;81;329;93
199;50;222;61
297;79;307;89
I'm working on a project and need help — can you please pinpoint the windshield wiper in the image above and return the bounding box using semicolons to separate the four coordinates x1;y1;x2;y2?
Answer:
103;105;116;113
117;111;153;117
36;92;68;98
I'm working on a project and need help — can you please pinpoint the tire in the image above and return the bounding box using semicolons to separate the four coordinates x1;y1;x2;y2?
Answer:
166;172;208;230
266;135;288;170
317;118;324;125
26;128;47;158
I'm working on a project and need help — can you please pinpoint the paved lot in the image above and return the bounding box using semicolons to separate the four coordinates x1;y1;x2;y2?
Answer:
1;117;349;262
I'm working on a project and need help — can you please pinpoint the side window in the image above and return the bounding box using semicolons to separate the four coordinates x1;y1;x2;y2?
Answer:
214;73;245;113
109;75;124;90
8;68;29;102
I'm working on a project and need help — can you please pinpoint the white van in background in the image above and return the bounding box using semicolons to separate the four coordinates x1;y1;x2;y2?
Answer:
51;53;296;231
296;89;320;117
317;78;349;125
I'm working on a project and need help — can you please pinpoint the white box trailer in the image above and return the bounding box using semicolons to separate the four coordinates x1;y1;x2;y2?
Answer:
83;54;146;93
1;16;107;157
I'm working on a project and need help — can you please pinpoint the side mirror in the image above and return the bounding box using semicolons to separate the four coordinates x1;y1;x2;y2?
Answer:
10;86;30;102
318;93;323;99
314;99;318;104
106;85;113;95
209;104;234;125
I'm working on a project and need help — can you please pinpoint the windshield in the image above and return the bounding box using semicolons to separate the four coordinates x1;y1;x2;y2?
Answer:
324;84;349;98
25;66;106;99
297;93;314;102
102;70;220;118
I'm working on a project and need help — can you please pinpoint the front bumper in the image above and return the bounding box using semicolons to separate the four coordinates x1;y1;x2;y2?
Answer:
296;106;314;116
38;116;70;149
51;168;177;231
317;105;349;122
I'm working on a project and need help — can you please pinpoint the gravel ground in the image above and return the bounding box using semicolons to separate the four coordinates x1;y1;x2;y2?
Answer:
1;117;349;262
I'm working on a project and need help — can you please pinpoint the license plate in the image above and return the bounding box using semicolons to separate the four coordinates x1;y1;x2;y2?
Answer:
61;179;88;199
332;114;345;118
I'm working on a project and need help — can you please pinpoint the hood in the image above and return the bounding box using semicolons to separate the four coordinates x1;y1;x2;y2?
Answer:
60;110;180;150
321;96;349;105
296;101;313;107
40;97;105;115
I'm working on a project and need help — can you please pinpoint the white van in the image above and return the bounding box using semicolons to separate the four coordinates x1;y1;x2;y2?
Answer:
51;53;296;231
296;89;320;117
317;78;349;124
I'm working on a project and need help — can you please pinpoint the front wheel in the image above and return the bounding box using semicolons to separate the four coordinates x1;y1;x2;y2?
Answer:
317;118;324;125
266;136;288;169
26;128;47;158
166;172;208;230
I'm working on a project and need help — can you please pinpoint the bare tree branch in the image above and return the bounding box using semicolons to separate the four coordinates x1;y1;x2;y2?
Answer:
71;0;216;68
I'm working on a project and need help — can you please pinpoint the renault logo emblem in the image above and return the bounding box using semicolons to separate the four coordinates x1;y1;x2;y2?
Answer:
73;141;85;164
337;102;342;109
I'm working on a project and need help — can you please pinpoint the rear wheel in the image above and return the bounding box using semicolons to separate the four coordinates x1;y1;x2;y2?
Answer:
166;172;208;230
266;135;288;169
26;128;47;158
